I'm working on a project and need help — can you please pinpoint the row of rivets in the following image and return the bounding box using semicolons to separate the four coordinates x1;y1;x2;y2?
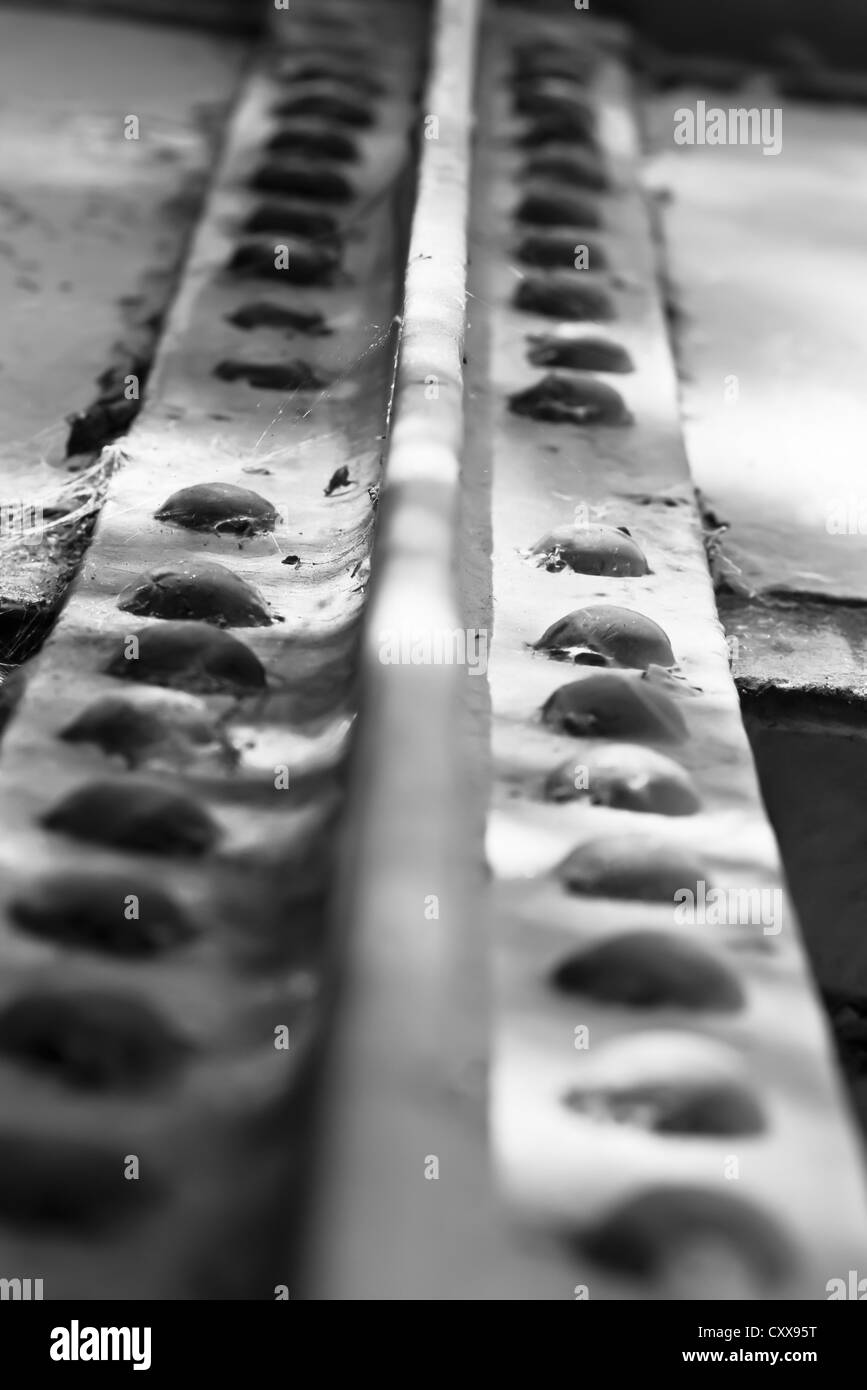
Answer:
498;29;782;1291
0;10;396;1241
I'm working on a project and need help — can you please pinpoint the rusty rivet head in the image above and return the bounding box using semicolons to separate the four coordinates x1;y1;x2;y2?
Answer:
117;560;273;629
544;744;700;815
266;123;360;162
250;159;354;202
514;275;616;321
527;524;649;576
0;988;191;1091
243;202;340;239
561;1031;762;1134
155;482;279;535
41;778;220;857
518;111;598;148
573;1187;791;1293
214;359;326;391
227;301;331;336
516;232;610;272
520;147;609;191
541;670;688;742
0;1129;163;1232
563;1079;763;1137
534;605;674;667
60;692;236;770
227;238;340;286
557;835;710;902
551;931;743;1010
511;373;632;426
273;61;385;98
271;91;375;128
515;188;602;228
526;332;634;373
106;621;266;696
10;868;197;957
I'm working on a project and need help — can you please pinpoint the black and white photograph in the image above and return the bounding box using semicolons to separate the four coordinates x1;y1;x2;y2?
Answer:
0;0;865;1347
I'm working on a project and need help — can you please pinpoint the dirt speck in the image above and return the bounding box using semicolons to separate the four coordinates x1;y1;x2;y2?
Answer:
324;466;352;496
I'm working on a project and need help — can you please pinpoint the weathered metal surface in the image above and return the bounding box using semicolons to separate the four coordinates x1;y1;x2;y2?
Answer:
467;6;867;1299
0;0;864;1304
0;0;424;1298
0;7;245;647
304;0;510;1302
645;83;867;697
